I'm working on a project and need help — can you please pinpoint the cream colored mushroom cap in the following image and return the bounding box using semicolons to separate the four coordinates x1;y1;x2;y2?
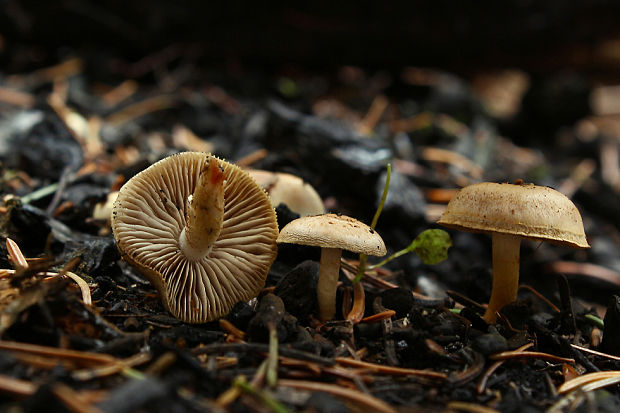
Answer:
247;169;325;217
112;152;279;323
438;182;589;248
277;213;387;256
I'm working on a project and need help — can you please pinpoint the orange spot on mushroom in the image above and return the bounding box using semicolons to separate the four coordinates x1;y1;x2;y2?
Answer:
207;159;226;186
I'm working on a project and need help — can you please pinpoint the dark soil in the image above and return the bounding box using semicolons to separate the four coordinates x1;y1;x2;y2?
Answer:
1;4;620;412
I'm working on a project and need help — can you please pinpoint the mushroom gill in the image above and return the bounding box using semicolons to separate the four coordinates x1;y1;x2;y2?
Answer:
112;152;278;323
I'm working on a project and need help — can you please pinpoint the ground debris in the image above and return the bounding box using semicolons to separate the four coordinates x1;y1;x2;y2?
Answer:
1;9;620;410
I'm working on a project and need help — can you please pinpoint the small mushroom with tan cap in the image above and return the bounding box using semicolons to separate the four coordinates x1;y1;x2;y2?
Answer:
438;182;589;323
112;152;278;323
277;213;386;321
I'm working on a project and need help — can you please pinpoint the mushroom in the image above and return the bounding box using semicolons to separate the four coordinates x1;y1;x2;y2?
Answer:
112;152;278;323
92;190;119;228
277;213;386;321
247;169;325;217
438;182;589;322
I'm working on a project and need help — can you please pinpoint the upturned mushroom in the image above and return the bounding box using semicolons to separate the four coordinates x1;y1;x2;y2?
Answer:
112;152;278;323
438;182;589;323
277;213;386;321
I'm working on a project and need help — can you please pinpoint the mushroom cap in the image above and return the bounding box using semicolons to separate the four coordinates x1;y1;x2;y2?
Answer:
247;169;325;217
112;152;279;323
277;213;387;256
438;182;589;248
92;191;118;225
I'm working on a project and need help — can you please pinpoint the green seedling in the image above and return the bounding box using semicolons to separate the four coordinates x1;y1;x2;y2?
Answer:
585;314;604;329
266;322;278;388
354;163;451;283
233;375;290;413
369;229;451;270
20;183;59;204
354;163;391;283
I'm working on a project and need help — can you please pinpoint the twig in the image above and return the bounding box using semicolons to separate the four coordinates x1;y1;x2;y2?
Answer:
7;57;83;88
518;284;560;313
341;260;398;290
446;290;486;312
477;343;533;394
601;138;620;190
390;111;433;133
101;80;138;106
6;238;28;270
446;401;500;413
580;375;620;392
489;350;574;364
193;342;335;366
53;271;92;306
104;95;177;126
558;371;620;394
0;374;37;396
72;352;151;381
219;319;246;340
236;149;268;167
278;356;322;376
45;166;73;217
322;366;373;382
546;261;620;286
373;297;398;366
335;357;447;379
0;86;35;108
358;95;389;135
52;382;105;413
0;340;117;366
361;310;396;323
420;147;483;179
2;239;92;306
448;350;485;385
423;188;458;203
570;344;620;362
558;158;597;198
203;84;241;114
278;379;397;413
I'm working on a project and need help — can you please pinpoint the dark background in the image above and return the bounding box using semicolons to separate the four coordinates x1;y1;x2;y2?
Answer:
2;1;620;74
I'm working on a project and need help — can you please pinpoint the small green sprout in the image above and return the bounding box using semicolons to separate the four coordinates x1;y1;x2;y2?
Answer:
233;375;290;413
368;228;452;270
354;163;452;283
266;323;278;388
585;314;604;329
354;163;391;283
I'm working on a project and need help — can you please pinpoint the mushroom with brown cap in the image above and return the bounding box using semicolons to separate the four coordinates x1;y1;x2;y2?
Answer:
112;152;279;323
438;181;589;323
277;213;386;321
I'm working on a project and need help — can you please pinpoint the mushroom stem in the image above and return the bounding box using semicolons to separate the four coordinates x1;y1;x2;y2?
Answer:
484;233;521;323
180;158;225;261
317;247;343;322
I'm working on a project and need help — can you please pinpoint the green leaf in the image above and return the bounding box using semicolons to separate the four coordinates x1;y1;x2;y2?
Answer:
410;229;452;265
